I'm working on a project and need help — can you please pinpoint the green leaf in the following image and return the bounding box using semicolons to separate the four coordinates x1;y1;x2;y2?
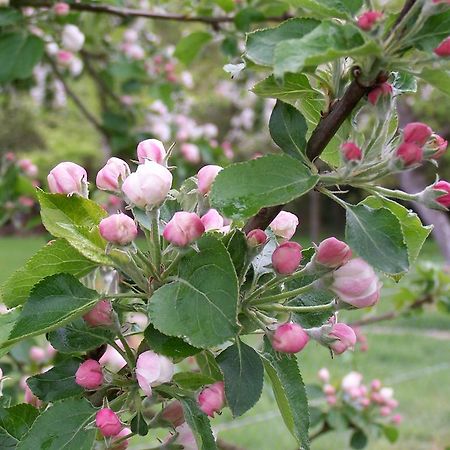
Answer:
174;31;212;65
408;10;450;52
173;372;216;390
0;404;39;449
210;154;318;220
288;0;363;19
144;323;201;358
0;33;44;83
222;229;248;279
345;203;409;275
37;191;112;265
273;22;381;79
148;235;238;348
350;429;368;449
216;341;263;417
382;424;399;443
261;337;309;450
16;398;96;450
393;71;417;94
5;274;100;348
27;359;83;402
269;100;308;161
362;196;432;267
417;68;450;97
0;9;23;26
131;411;149;436
0;239;97;308
234;7;264;31
196;351;223;381
0;308;21;349
47;318;115;353
252;73;322;124
179;397;217;450
245;18;320;66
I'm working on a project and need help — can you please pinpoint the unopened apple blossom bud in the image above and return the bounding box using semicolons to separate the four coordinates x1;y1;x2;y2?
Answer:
391;414;403;425
403;122;433;146
341;141;362;161
272;241;302;275
83;299;113;327
197;381;225;417
122;160;172;209
29;346;47;363
99;213;138;246
181;143;201;164
417;181;450;210
112;427;132;450
75;359;104;389
371;379;382;391
163;212;204;247
342;371;363;391
53;2;69;15
246;229;268;247
368;82;392;105
331;258;380;308
137;139;166;165
56;50;73;66
18;159;38;178
272;322;309;353
395;141;423;167
62;24;85;52
269;211;299;240
96;157;130;191
434;37;450;56
197;165;222;194
328;323;357;355
357;10;383;30
323;384;335;396
432;180;450;207
24;383;42;408
426;134;448;159
47;161;88;196
136;351;174;397
161;401;185;427
318;367;330;383
315;237;352;268
380;406;392;417
201;209;224;232
326;395;337;406
95;408;122;437
169;423;197;450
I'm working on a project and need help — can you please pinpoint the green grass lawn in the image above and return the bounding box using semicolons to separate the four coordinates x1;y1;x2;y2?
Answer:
1;236;450;450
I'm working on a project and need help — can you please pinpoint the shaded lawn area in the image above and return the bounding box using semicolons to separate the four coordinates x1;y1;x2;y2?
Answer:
1;236;450;449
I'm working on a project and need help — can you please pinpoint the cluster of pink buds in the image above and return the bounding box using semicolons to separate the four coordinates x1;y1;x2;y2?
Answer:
357;10;383;31
340;141;362;162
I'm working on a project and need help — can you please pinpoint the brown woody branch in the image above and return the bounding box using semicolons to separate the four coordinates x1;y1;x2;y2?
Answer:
12;0;290;23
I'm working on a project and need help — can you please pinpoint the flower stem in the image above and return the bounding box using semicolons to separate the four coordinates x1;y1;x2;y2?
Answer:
251;282;316;305
259;301;336;314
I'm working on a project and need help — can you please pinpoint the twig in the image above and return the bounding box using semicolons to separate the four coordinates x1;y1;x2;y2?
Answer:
217;439;247;450
12;0;290;23
45;54;106;134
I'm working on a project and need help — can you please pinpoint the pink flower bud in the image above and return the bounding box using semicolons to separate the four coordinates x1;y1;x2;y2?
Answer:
272;241;302;275
357;10;383;30
403;122;433;146
315;237;352;268
428;134;448;159
181;143;201;164
112;427;131;450
197;165;222;194
331;258;380;308
200;209;224;231
371;379;382;391
161;401;185;427
136;351;174;397
269;211;299;240
95;408;122;437
83;299;113;327
29;346;47;363
24;383;42;408
53;2;70;15
47;162;88;196
96;157;130;191
169;423;197;450
434;37;450;56
318;367;330;383
163;212;205;247
433;180;450;207
326;395;337;406
137;139;166;165
341;142;362;161
368;82;392;105
18;159;38;177
99;213;138;246
272;322;309;353
323;384;335;395
56;50;73;66
197;381;225;417
75;359;104;389
122;160;172;208
246;229;268;247
380;406;392;417
342;371;362;391
62;24;85;52
391;414;403;425
360;397;371;408
328;323;357;355
395;142;423;166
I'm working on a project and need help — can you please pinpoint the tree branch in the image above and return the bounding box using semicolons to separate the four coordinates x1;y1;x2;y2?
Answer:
12;0;290;23
46;54;106;135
